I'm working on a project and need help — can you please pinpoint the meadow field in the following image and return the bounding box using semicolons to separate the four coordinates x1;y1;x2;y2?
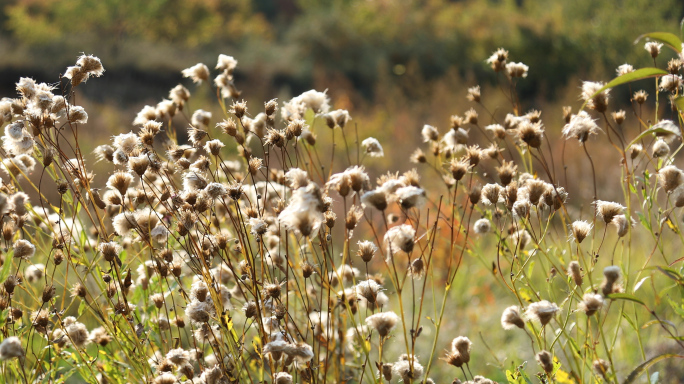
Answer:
0;1;684;384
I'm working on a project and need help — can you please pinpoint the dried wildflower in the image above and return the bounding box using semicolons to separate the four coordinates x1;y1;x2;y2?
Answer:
594;200;625;223
611;110;626;125
365;311;399;337
384;224;415;256
216;54;237;74
480;184;501;206
570;220;592;244
88;327;111;347
659;74;683;92
422;124;439;142
509;229;530;250
13;239;35;260
645;42;663;58
616;64;634;76
464;108;478;125
525;300;559;326
278;183;325;237
601;265;622;297
581;81;610;112
356;279;382;304
501;306;525;330
567;261;583;286
362;137;384;157
325;109;352;128
536;350;554;374
410;148;427;164
473;218;491;234
486;48;508;72
633;90;648;105
451;337;472;364
39;284;55;303
0;337;24;360
274;372;293;384
284;168;309;190
345;205;364;231
357;240;378;262
65;319;89;348
506;62;529;78
76;54;104;77
396;186;426;209
658;165;683;194
667;58;682;74
562;111;601;144
466;85;481;102
203;139;224;156
66;106;88;124
182;63;210;84
593;359;610;380
652;139;670;158
449;158;470;181
392;354;424;383
186;300;215;324
516;121;544;148
485;124;506;140
579;293;604;316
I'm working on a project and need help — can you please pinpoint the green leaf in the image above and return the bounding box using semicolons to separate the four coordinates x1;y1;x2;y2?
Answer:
674;96;684;114
607;293;646;306
0;251;14;284
0;309;8;328
623;354;684;384
667;298;684;318
656;266;683;282
581;68;668;111
628;124;682;151
622;312;639;332
78;300;86;317
641;319;677;331
634;32;683;53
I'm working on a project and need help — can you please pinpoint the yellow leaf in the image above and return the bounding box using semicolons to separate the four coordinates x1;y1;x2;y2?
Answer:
519;287;533;303
665;217;679;234
99;350;107;355
555;368;574;384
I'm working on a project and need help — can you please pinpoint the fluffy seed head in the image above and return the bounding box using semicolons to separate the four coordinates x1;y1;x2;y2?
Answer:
525;300;559;326
13;239;35;260
571;220;592;244
501;306;525;330
594;200;625;223
473;218;491;234
567;261;583;286
579;293;604;316
0;337;25;360
182;63;210;84
536;350;554;374
581;81;610;112
365;311;399;337
562;111;601;144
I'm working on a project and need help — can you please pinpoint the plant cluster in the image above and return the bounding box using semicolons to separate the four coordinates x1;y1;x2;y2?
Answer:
0;27;683;384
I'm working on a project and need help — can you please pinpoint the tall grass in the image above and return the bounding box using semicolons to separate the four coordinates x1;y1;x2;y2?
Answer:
0;28;683;384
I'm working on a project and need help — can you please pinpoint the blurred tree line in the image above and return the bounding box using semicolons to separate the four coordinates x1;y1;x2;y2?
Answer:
0;0;682;104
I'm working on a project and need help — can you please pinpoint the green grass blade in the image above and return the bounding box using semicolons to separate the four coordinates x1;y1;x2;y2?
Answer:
623;354;684;384
634;32;683;52
580;68;668;111
0;250;14;284
607;293;646;306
